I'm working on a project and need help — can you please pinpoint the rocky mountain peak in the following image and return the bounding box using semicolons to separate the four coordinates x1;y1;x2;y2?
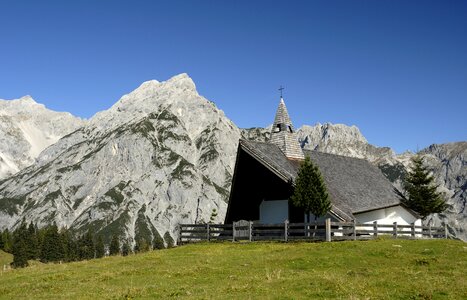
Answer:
0;96;43;115
0;96;84;179
0;74;240;246
300;122;368;146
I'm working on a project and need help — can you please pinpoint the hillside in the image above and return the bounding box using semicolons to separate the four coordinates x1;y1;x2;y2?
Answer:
0;250;12;267
0;240;465;299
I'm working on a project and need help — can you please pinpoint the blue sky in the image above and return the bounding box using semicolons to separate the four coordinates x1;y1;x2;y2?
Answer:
1;0;466;153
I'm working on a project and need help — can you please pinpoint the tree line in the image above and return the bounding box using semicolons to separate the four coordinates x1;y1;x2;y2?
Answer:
0;221;174;268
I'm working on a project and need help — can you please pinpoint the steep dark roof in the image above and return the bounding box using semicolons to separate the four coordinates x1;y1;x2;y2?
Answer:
239;139;402;221
239;139;297;182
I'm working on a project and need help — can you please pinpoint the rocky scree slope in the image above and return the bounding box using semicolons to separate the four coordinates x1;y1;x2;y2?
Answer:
0;96;84;179
0;74;241;245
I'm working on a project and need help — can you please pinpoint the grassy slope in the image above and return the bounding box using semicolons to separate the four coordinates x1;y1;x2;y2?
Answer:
0;250;13;268
0;239;466;299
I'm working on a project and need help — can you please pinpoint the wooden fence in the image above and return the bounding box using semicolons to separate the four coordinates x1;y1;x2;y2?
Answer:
179;219;448;244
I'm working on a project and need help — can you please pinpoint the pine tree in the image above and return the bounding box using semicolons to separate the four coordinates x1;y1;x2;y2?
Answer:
290;156;331;221
209;208;218;223
109;235;120;256
78;230;95;260
25;222;39;260
12;222;29;268
401;155;448;219
1;229;13;253
164;232;175;248
40;223;65;263
152;234;165;250
0;230;5;250
60;229;78;262
121;241;131;256
95;235;105;258
134;238;150;253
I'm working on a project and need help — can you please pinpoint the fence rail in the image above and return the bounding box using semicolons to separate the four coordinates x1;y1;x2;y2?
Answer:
179;219;448;244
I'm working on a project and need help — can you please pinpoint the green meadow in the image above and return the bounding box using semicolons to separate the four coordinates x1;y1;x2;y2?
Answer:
0;239;466;299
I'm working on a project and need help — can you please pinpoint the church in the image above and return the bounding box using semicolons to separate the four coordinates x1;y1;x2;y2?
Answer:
224;97;421;227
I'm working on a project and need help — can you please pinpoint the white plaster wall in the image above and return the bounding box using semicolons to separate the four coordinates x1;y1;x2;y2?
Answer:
355;205;420;225
355;205;421;235
259;200;288;224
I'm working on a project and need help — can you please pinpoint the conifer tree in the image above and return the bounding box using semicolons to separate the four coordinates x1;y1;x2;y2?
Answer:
164;232;175;248
60;229;78;262
121;241;131;256
0;230;5;251
40;223;65;263
26;222;39;260
290;156;331;221
0;229;13;252
209;208;218;223
401;155;448;219
134;238;150;253
152;234;165;250
109;235;120;256
12;222;29;268
78;230;95;260
95;235;105;258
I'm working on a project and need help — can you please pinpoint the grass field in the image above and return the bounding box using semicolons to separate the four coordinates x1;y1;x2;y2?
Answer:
0;239;466;299
0;250;13;269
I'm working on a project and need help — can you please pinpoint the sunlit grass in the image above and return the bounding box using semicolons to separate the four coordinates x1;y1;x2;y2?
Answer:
0;239;466;299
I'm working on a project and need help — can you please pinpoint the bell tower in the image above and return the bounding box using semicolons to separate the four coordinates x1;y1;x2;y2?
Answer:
269;94;304;160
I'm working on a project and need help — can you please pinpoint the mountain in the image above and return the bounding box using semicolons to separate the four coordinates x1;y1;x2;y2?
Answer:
0;96;84;179
420;142;467;240
297;123;395;164
0;74;241;245
0;75;465;243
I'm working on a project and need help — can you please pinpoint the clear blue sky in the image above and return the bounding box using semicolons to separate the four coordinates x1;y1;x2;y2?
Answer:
1;0;466;153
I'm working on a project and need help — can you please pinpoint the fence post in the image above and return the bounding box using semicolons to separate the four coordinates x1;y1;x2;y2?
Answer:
232;222;236;242
284;220;289;242
178;224;182;245
325;218;331;242
393;222;398;239
206;223;210;242
411;223;415;239
428;222;432;238
444;223;448;239
249;221;253;242
352;219;357;241
373;221;378;238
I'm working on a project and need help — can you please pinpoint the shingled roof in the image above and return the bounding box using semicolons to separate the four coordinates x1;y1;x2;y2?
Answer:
269;98;305;160
239;139;403;221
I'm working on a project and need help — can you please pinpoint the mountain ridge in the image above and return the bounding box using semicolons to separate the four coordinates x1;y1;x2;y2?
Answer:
0;74;465;243
0;96;84;179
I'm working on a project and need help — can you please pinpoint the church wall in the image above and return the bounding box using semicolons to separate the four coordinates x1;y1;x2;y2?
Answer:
259;200;288;223
355;205;422;234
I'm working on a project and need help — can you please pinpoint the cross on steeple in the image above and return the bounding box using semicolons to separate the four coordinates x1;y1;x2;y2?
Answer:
278;85;284;98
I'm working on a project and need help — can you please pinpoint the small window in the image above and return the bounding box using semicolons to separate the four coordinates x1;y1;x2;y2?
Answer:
288;126;292;133
274;124;280;132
